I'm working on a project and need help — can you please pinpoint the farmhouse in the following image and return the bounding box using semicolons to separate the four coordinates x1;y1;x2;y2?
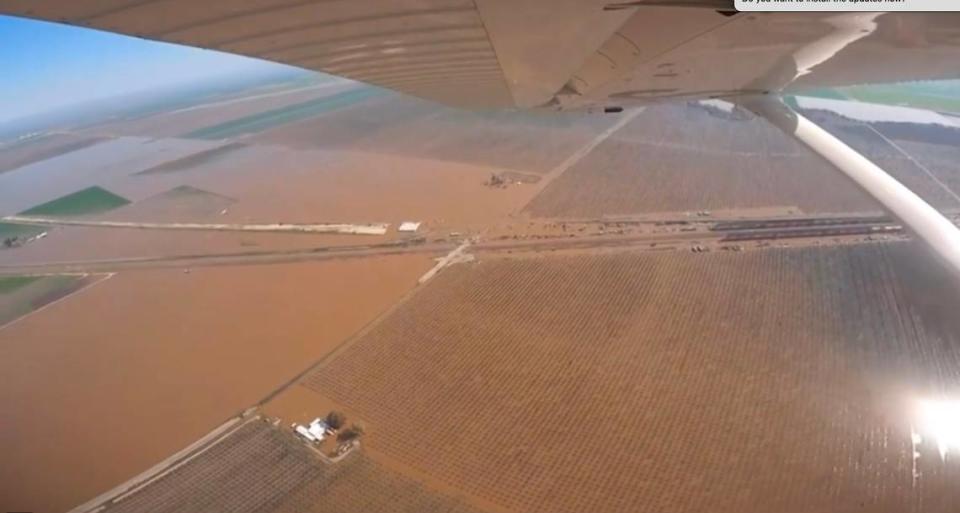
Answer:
293;417;331;443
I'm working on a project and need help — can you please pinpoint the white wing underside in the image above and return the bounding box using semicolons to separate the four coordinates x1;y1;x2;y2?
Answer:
2;0;959;110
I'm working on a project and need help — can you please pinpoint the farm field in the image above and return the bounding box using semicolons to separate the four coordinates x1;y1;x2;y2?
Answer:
0;221;43;239
889;139;960;195
0;275;39;293
0;273;100;327
835;81;960;114
101;419;485;513
135;143;246;175
82;79;352;139
182;88;386;140
8;70;960;513
19;186;130;217
304;241;960;513
524;103;960;219
0;255;432;513
252;92;617;174
98;185;236;223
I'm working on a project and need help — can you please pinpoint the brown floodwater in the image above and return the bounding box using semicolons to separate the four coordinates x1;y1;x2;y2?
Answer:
215;148;538;230
0;254;431;513
0;143;538;269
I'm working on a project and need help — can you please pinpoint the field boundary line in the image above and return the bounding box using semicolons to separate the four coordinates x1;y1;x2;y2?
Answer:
0;241;452;275
164;81;351;116
254;256;447;407
68;415;255;513
519;107;644;211
0;272;113;333
1;215;390;235
864;123;960;207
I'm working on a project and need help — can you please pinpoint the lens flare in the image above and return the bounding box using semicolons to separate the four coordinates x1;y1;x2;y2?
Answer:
914;399;960;461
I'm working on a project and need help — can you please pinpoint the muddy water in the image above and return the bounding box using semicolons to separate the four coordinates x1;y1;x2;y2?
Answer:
0;255;431;513
216;149;538;230
0;144;537;268
100;140;537;230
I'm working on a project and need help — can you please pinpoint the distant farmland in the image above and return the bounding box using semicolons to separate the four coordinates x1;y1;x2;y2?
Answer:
183;88;385;140
102;185;235;223
136;143;245;175
251;92;618;173
524;104;960;218
19;186;130;217
838;81;960;114
307;242;960;513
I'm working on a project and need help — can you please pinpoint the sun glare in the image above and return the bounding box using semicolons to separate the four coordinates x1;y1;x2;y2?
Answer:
914;399;960;460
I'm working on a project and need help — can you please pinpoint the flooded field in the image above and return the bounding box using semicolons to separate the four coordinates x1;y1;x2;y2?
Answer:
98;186;235;222
0;139;537;266
0;255;431;513
0;273;102;327
209;149;537;230
0;136;224;215
0;133;107;174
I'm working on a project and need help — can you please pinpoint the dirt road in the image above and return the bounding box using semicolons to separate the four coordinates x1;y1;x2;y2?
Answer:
2;216;389;235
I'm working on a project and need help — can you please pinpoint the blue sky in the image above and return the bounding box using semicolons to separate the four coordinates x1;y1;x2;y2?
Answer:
0;15;286;123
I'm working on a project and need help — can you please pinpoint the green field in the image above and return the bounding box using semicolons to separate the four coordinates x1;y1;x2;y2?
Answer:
0;222;44;239
0;274;91;327
796;88;850;101
840;83;960;114
801;81;960;114
19;186;130;217
183;87;385;139
0;276;41;294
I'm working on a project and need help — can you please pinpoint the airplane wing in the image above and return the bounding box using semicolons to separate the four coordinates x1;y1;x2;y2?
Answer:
2;0;960;111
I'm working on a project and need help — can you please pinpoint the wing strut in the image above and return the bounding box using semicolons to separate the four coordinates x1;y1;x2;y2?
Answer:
740;95;960;280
